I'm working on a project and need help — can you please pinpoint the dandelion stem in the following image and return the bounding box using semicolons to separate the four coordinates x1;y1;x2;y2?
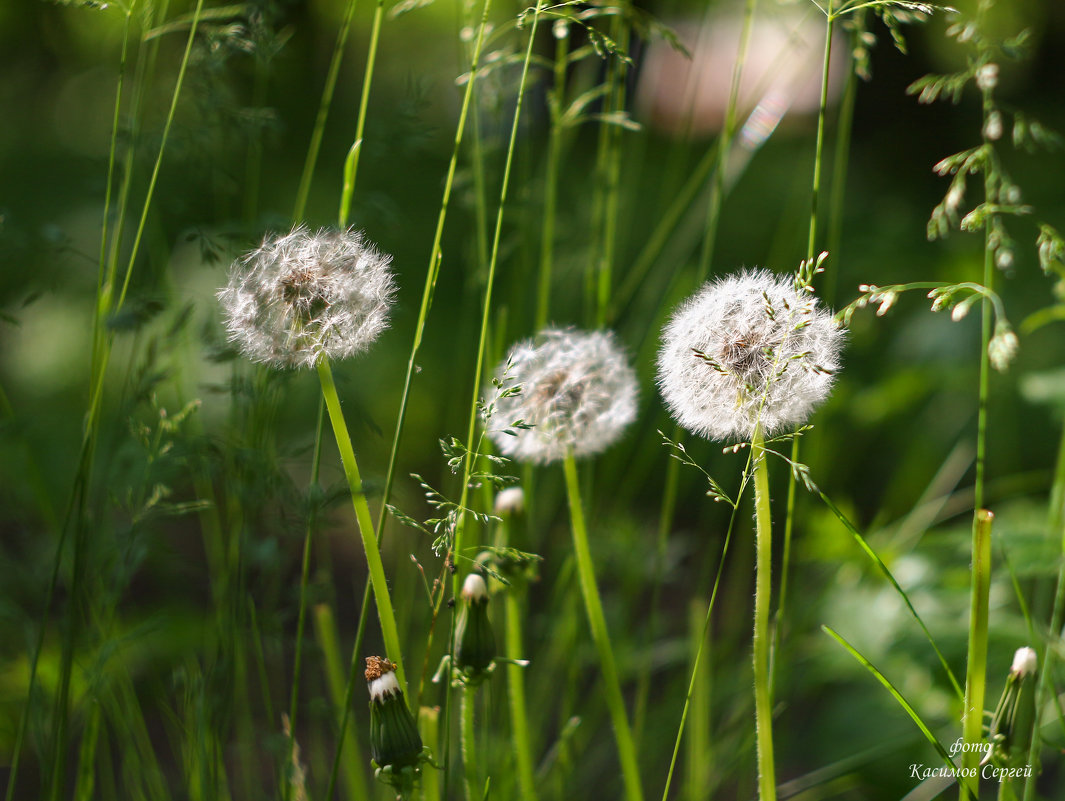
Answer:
961;510;993;799
752;428;777;801
461;684;479;801
498;513;537;800
563;452;644;801
316;358;406;694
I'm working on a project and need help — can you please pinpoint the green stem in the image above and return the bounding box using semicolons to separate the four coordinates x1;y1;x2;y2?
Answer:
961;510;993;799
776;0;835;700
535;31;569;332
292;0;360;221
316;358;406;693
462;684;478;801
562;453;644;801
752;429;777;801
498;514;536;801
284;397;325;800
321;2;496;797
338;0;385;229
1022;424;1065;801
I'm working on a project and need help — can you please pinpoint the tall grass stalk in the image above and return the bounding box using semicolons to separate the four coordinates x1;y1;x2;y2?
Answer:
497;513;537;800
461;684;479;801
636;0;757;744
660;471;747;801
961;46;1002;799
562;452;644;801
449;7;544;796
1022;424;1065;801
42;4;204;797
961;510;992;798
321;1;496;796
291;0;360;221
313;604;369;801
776;0;835;695
535;30;570;332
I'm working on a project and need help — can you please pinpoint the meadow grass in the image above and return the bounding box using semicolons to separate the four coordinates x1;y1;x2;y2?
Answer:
3;0;1065;800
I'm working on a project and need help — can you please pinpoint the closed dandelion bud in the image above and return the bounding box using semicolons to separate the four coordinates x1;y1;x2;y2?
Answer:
456;573;496;679
494;486;525;517
366;656;423;771
657;269;844;441
218;226;395;369
487;328;638;464
987;647;1038;768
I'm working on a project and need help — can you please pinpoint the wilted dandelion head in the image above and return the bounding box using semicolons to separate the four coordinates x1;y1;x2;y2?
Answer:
217;226;395;369
487;328;638;464
657;269;844;442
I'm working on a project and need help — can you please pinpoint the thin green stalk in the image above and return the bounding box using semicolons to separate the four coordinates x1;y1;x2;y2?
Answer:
563;453;643;801
660;464;749;801
1022;423;1065;801
594;4;630;327
321;1;496;797
535;31;569;332
292;0;360;221
446;12;544;797
962;56;999;801
635;0;757;741
338;0;385;229
696;0;757;286
961;510;993;799
683;602;711;801
284;397;325;800
776;0;835;696
313;604;369;801
504;590;536;800
752;429;777;801
453;0;544;595
496;513;536;801
316;358;406;692
461;684;479;801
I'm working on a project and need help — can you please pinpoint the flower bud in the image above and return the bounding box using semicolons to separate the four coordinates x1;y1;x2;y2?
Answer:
494;487;525;516
986;647;1038;768
455;574;496;680
366;656;424;772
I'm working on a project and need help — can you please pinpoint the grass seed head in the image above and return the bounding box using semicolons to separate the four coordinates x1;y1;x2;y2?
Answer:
657;268;844;442
218;225;395;369
488;328;638;464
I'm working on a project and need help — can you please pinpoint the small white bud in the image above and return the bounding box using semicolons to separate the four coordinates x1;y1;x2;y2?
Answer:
494;487;525;516
951;302;970;322
976;63;999;92
996;248;1014;270
462;573;489;602
984;110;1003;141
1011;646;1038;678
988;324;1019;372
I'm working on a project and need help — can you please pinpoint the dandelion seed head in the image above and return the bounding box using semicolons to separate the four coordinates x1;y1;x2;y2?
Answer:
218;226;395;369
657;269;844;442
487;328;638;464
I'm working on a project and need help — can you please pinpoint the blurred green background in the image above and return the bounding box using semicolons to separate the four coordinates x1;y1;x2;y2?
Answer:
3;0;1065;798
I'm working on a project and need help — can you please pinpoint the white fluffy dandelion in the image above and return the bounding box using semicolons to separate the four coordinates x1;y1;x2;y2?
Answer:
487;328;638;464
657;269;843;442
218;226;396;369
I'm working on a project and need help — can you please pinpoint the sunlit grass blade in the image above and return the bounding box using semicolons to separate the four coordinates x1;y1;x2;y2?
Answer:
822;626;955;769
